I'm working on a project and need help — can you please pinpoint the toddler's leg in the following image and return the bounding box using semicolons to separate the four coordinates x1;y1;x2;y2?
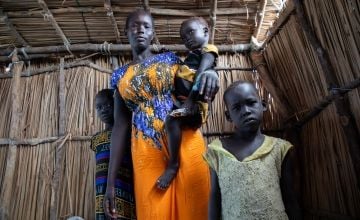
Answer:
156;115;181;190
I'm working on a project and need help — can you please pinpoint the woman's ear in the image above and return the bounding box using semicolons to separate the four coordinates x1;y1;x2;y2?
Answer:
262;100;267;112
225;110;232;122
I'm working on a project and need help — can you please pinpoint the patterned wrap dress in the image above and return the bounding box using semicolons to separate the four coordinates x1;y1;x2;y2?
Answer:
111;52;210;220
91;130;136;220
204;135;293;220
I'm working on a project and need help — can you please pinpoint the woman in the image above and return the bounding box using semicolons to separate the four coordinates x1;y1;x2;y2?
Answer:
104;9;219;220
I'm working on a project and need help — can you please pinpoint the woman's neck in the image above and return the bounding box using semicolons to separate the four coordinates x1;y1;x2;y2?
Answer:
132;48;153;63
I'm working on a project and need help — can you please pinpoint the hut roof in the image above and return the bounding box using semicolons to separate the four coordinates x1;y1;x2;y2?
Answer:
0;0;285;48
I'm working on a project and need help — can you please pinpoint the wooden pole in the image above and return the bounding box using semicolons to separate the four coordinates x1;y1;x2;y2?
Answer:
104;0;122;44
7;6;256;17
0;50;24;219
294;0;360;188
0;59;253;78
49;57;66;220
253;0;267;39
38;0;71;48
0;60;112;78
0;10;29;46
209;0;218;44
0;136;93;145
143;0;161;46
250;50;293;119
0;43;251;56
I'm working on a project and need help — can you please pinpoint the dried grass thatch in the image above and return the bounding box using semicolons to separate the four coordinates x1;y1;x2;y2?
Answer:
264;0;360;218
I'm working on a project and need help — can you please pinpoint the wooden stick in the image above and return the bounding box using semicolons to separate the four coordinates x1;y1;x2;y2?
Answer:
0;10;29;46
104;0;122;44
250;50;293;119
293;78;360;128
0;50;23;219
38;0;71;48
209;0;218;44
6;6;256;17
49;57;66;220
262;0;295;47
143;0;161;46
0;60;112;78
0;60;254;78
294;0;360;187
0;43;251;56
253;0;268;39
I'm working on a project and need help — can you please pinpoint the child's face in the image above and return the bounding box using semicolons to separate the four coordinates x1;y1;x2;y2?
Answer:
180;20;208;50
95;95;114;124
224;83;265;133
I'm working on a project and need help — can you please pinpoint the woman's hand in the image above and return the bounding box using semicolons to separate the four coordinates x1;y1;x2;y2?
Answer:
198;70;219;101
103;186;117;219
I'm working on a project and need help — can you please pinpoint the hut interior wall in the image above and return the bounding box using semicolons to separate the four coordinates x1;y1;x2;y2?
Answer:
0;53;284;219
264;0;360;219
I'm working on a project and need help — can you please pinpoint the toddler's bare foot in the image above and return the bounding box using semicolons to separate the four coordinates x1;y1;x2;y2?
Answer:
156;164;179;190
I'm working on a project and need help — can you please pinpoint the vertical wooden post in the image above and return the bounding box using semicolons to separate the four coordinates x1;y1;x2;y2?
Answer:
250;50;293;119
0;50;24;219
50;57;66;220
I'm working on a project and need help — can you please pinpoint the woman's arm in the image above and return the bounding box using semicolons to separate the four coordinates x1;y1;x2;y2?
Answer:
281;149;303;220
104;89;132;219
209;168;221;220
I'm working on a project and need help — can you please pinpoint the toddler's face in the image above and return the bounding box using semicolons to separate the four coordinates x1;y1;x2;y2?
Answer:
180;20;208;50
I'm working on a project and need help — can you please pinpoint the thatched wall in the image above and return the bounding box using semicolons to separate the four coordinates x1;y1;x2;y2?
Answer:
0;53;284;219
264;0;360;219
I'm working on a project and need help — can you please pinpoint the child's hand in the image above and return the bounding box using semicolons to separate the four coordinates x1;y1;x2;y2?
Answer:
103;187;118;219
198;70;219;101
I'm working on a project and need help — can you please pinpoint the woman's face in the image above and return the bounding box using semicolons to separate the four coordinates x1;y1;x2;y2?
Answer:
127;12;154;50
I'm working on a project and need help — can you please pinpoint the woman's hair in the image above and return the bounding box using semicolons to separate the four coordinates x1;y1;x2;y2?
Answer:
125;9;154;31
180;17;209;34
96;88;114;102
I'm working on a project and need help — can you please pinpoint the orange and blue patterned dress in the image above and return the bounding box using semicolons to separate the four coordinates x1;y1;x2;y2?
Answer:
111;52;210;220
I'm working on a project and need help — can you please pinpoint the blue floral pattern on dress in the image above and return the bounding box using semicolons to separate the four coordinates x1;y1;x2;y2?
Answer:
111;52;181;149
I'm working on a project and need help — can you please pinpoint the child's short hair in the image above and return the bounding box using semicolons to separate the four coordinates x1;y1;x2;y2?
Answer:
223;81;258;102
95;88;114;101
180;17;209;34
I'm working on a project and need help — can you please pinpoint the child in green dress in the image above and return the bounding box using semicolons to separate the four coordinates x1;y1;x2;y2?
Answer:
204;81;302;220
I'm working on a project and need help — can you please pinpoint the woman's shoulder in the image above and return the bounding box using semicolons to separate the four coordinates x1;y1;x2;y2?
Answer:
110;64;130;89
150;51;182;65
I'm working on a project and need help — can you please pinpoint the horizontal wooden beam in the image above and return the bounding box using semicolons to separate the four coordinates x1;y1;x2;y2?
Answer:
0;43;251;57
0;60;112;78
0;58;253;78
6;6;256;17
0;136;92;146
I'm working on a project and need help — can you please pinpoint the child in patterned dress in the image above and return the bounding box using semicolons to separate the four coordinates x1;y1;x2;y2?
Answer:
91;89;136;220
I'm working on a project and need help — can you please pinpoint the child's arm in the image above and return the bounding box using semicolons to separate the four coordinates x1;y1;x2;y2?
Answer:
281;149;303;220
197;51;216;75
209;168;221;220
